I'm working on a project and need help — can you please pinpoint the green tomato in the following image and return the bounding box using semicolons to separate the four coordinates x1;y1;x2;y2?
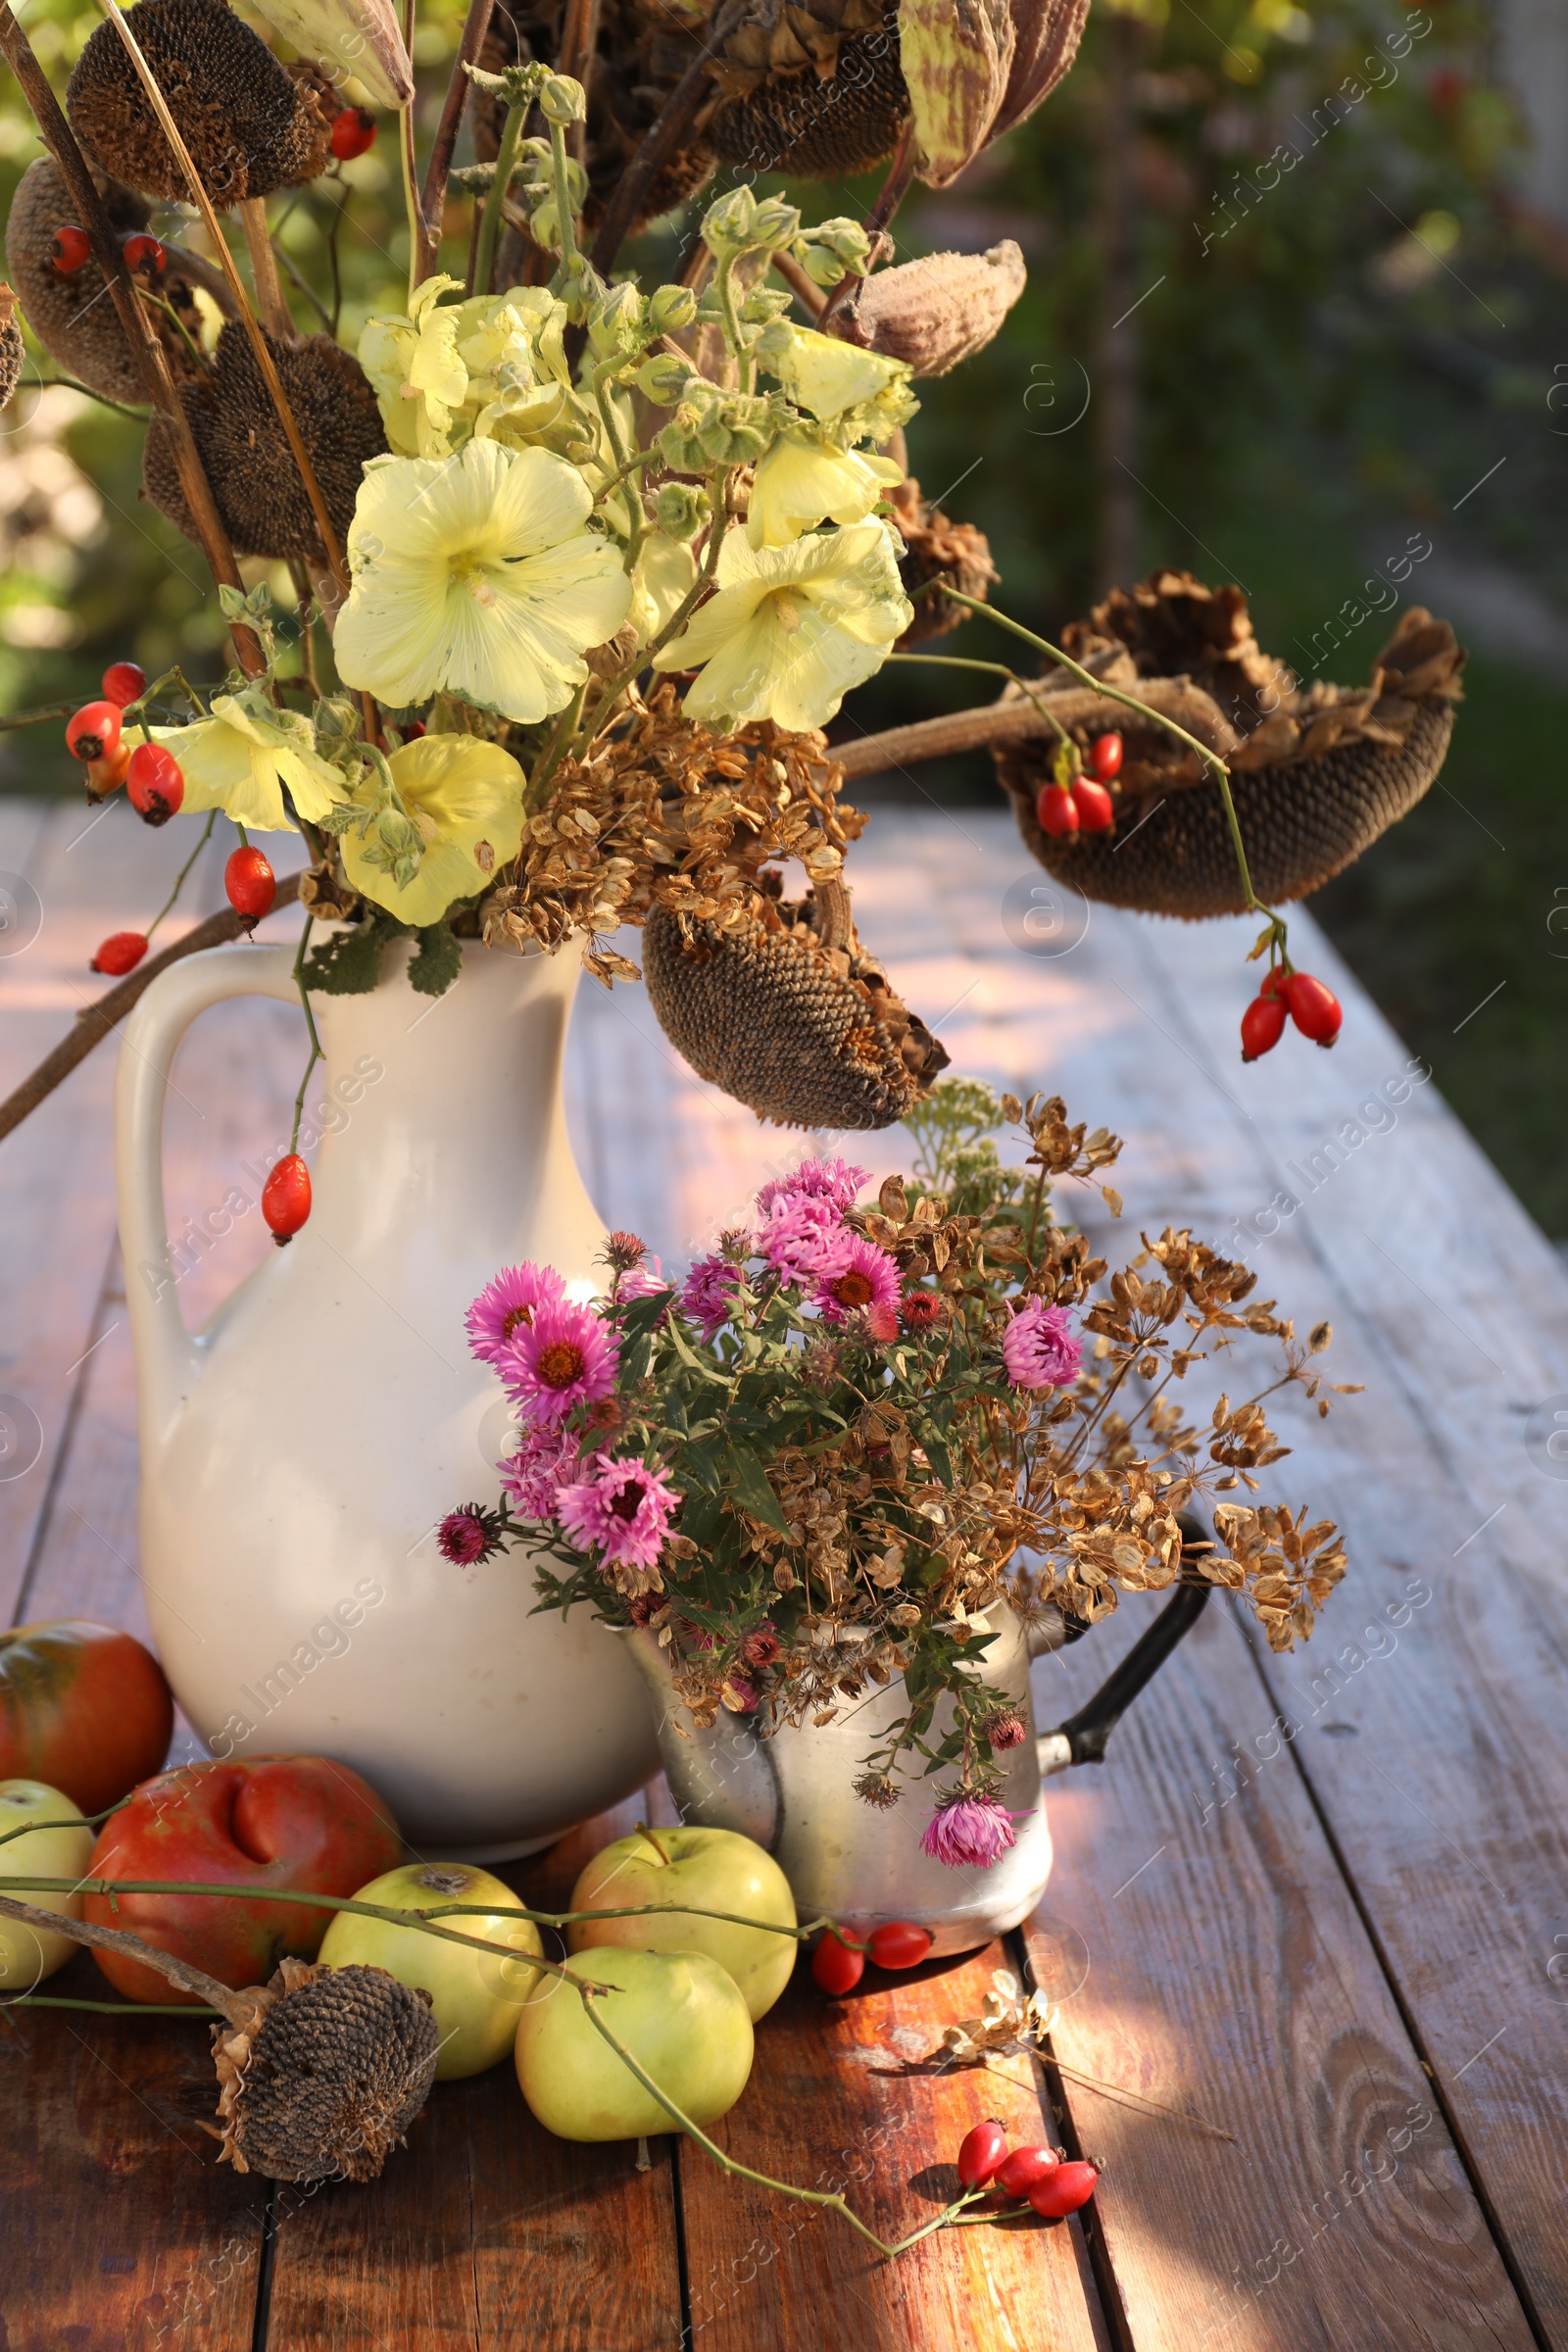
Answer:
318;1862;543;2080
0;1779;92;1991
514;1944;754;2141
566;1825;797;2022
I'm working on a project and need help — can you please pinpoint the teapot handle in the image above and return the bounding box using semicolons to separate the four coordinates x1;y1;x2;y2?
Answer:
1035;1517;1214;1777
115;943;302;1447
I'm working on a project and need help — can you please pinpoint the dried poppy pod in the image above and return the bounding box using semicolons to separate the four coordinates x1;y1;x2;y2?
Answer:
472;0;715;234
4;155;227;405
892;478;999;644
839;241;1026;377
708;0;910;179
643;874;950;1129
68;0;334;208
0;286;23;413
143;321;385;561
214;1957;440;2182
993;573;1465;916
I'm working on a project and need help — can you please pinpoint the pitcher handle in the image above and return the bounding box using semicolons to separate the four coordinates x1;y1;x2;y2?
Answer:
1035;1517;1214;1777
115;943;302;1446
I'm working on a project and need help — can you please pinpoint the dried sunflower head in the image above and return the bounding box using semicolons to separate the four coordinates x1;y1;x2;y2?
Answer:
708;0;909;178
891;479;1000;645
69;0;334;208
0;286;24;413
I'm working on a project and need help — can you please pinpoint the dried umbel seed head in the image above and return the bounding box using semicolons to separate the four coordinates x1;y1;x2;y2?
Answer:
842;242;1027;378
853;1769;902;1809
709;0;909;179
4;158;220;405
143;322;385;561
891;480;1000;646
0;286;23;414
214;1957;440;2182
68;0;334;208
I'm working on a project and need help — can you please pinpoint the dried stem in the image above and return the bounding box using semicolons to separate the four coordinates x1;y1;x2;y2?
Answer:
237;197;292;339
418;0;498;284
588;30;717;274
0;1893;243;2018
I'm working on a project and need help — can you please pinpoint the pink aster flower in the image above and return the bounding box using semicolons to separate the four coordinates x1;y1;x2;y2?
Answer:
756;1155;869;1219
921;1790;1019;1870
502;1296;618;1422
681;1252;742;1340
812;1232;902;1325
557;1454;680;1572
721;1674;760;1714
1002;1299;1082;1392
615;1255;670;1303
499;1421;579;1520
465;1261;565;1369
758;1193;844;1280
436;1502;508;1566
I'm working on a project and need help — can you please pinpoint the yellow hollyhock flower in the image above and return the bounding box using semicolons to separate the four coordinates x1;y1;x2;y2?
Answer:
652;522;911;733
763;324;916;440
747;430;903;548
628;533;697;646
148;691;340;834
341;734;526;927
360;280;576;462
334;439;633;725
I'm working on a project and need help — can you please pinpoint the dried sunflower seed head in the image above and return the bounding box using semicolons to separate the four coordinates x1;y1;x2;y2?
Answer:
68;0;334;208
0;287;24;413
709;0;909;179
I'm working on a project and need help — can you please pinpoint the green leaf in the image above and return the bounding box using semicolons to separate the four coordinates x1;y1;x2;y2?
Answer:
304;908;408;995
717;1441;788;1535
408;923;463;997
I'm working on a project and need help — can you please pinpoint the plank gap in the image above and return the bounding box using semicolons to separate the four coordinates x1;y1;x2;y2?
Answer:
250;2177;278;2352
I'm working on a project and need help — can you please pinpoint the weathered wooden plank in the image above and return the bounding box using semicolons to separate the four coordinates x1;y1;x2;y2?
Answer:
0;1950;265;2352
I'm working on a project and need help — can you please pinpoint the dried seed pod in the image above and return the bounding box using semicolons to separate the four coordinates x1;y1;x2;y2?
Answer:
899;0;1013;187
243;0;414;110
643;878;949;1130
891;479;999;644
0;286;24;413
990;0;1092;142
709;0;909;179
68;0;334;208
4;155;220;404
472;0;714;235
214;1958;440;2183
143;321;385;561
842;240;1026;376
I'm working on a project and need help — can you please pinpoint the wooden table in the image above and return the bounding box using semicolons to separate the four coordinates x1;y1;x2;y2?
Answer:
3;796;1566;2350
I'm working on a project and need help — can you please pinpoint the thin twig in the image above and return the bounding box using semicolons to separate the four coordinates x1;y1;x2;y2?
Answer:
418;0;498;285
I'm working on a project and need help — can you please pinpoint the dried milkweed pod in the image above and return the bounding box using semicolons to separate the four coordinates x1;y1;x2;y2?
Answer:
0;286;23;413
68;0;334;208
898;0;1014;187
643;876;949;1129
4;155;222;405
891;480;999;644
840;241;1026;376
708;0;910;179
143;322;385;561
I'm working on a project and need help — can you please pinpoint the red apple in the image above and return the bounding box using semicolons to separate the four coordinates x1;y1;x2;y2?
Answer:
83;1755;402;2004
0;1620;172;1815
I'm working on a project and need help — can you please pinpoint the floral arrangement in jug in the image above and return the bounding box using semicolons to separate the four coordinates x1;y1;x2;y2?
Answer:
443;1083;1353;1862
0;0;1401;1171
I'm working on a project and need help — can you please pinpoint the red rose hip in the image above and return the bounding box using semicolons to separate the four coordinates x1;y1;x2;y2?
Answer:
1027;2159;1099;2217
866;1920;933;1970
65;701;122;763
1036;781;1079;837
50;224;91;273
126;742;183;825
1089;730;1122;780
1070;777;1115;833
101;660;147;708
122;232;166;274
956;2118;1009;2189
262;1152;312;1245
225;844;276;924
330;107;376;161
1286;970;1342;1047
90;930;148;976
810;1932;865;1994
995;2144;1060;2198
1240;992;1287;1061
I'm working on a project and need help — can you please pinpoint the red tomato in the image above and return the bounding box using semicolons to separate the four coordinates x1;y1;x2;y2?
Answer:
1027;2159;1099;2217
810;1932;865;1994
995;2143;1060;2198
866;1919;933;1970
83;1755;402;2003
0;1620;172;1815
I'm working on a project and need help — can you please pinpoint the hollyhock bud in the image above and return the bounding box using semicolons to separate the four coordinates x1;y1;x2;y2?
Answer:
649;282;699;336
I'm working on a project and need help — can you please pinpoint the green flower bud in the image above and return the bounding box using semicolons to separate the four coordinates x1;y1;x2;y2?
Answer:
649;282;699;335
815;216;873;268
749;196;802;250
588;280;645;357
701;185;757;254
740;286;794;325
376;808;420;857
538;72;587;124
652;481;710;541
636;350;697;405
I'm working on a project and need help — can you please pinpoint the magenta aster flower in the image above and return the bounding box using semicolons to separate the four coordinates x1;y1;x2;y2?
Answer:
681;1252;742;1339
502;1296;618;1422
921;1790;1019;1870
759;1193;844;1280
1002;1299;1082;1392
756;1155;869;1219
465;1261;564;1368
499;1421;579;1519
437;1503;508;1566
557;1454;680;1572
813;1232;902;1325
615;1255;670;1303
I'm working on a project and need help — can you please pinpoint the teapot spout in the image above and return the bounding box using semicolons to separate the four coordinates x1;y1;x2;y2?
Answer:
612;1626;781;1848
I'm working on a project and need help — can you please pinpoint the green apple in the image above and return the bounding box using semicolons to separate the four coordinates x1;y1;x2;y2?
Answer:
514;1944;754;2141
566;1825;797;2022
0;1778;93;1991
318;1861;543;2080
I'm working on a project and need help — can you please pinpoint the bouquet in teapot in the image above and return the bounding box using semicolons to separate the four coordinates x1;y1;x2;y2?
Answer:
443;1084;1353;1859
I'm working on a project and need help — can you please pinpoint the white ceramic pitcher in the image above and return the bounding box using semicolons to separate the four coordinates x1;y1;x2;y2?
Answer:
115;933;660;1858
